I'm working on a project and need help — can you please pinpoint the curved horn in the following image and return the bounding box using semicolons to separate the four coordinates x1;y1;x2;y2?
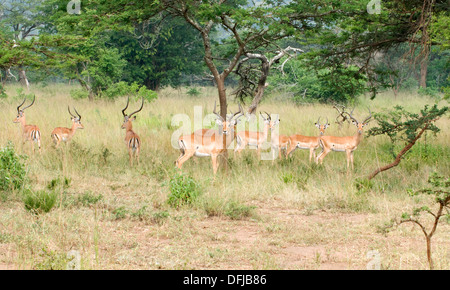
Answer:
316;116;321;125
363;107;372;124
264;111;271;121
22;95;35;111
128;97;144;118
346;107;359;123
213;100;224;121
122;96;130;116
326;117;329;125
68;106;76;117
17;98;27;113
229;103;244;121
74;107;82;120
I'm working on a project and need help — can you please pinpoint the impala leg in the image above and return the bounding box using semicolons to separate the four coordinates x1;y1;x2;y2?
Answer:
286;143;296;158
176;150;195;169
129;148;133;167
350;151;354;171
211;154;219;176
37;138;41;155
316;148;329;164
309;147;315;163
136;147;140;166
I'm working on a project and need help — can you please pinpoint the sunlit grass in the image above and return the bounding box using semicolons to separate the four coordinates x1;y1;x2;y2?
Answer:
0;83;448;269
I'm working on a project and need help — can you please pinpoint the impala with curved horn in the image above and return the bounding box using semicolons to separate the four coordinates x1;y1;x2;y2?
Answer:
268;116;290;161
234;111;272;159
286;117;329;162
51;106;84;148
121;97;144;166
316;108;372;171
13;95;41;154
175;102;243;176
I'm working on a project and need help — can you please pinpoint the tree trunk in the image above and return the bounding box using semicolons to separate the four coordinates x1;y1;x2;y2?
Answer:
419;56;428;88
368;122;431;180
18;69;30;91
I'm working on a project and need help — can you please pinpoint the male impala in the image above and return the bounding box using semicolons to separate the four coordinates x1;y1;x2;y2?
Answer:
121;97;144;166
316;109;372;171
51;107;84;148
286;117;329;162
13;95;41;154
268;117;290;161
234;111;272;159
176;102;243;176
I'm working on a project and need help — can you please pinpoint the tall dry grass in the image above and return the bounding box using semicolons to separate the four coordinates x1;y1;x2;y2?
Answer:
0;83;448;269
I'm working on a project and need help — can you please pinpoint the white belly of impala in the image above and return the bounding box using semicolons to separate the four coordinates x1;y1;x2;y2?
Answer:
195;151;211;157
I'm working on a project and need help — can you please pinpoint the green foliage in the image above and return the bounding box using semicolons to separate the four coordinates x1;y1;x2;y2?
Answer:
76;191;103;207
186;87;202;98
0;84;7;99
103;81;157;102
167;173;202;208
112;206;128;220
224;201;256;220
23;189;58;215
0;143;27;192
367;105;448;144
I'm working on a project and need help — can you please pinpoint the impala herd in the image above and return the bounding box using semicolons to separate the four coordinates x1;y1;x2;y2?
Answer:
11;95;372;175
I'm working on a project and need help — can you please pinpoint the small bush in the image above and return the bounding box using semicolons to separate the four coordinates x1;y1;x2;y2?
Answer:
76;191;103;207
186;87;201;98
23;189;58;215
0;143;27;191
225;201;256;220
112;206;128;220
167;173;201;208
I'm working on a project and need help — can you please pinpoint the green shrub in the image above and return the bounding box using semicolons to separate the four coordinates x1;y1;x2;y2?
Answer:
76;191;103;207
186;87;201;98
225;201;256;220
0;143;27;191
167;173;201;208
23;189;58;215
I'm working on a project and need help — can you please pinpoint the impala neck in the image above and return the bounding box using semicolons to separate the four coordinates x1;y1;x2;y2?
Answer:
354;128;364;145
124;121;133;132
18;116;27;131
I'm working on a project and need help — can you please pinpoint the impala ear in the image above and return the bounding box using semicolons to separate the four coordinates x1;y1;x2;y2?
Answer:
132;116;137;121
215;119;223;126
315;123;320;128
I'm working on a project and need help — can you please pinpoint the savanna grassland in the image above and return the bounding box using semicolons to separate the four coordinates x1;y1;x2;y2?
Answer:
0;84;449;270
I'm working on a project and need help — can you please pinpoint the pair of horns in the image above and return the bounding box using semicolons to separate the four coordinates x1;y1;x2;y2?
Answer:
346;107;372;124
122;96;144;118
316;117;328;125
68;106;82;120
260;111;271;121
213;100;244;122
17;95;35;113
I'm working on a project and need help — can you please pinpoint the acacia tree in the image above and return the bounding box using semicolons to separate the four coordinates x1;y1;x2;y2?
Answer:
159;0;296;118
285;0;449;97
0;0;46;89
366;104;448;180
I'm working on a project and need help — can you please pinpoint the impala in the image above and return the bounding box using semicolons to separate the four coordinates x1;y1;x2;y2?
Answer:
286;117;329;162
121;97;144;166
176;102;243;176
268;117;290;161
13;95;41;154
316;109;372;171
51;106;84;148
234;111;272;159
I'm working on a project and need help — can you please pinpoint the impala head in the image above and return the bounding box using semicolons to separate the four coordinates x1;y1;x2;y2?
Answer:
315;117;330;136
68;106;84;129
13;95;35;123
213;101;243;135
347;108;372;134
121;97;144;129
